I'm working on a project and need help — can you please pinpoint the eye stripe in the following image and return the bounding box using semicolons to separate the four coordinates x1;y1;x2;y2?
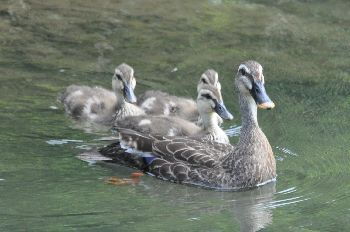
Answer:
201;78;208;84
201;93;212;99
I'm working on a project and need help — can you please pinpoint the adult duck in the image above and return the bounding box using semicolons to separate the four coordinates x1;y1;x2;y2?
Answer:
99;60;276;190
59;63;144;126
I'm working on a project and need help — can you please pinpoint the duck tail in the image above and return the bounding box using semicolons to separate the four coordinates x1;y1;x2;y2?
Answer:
116;128;160;152
98;141;149;170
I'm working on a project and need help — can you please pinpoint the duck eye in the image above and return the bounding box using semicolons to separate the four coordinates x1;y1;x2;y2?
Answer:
240;68;246;75
201;94;212;99
201;78;208;84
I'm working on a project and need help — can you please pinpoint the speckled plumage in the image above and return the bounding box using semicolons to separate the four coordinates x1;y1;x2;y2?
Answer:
99;60;276;190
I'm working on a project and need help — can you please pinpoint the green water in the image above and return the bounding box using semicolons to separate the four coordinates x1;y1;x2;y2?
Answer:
1;0;350;231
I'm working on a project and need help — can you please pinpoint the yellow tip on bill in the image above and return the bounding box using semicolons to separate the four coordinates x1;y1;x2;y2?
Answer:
258;102;275;109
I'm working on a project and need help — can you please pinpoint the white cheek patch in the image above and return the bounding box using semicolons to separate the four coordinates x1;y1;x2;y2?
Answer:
130;78;136;89
214;72;219;84
258;65;263;76
216;82;222;91
210;100;216;108
238;64;250;74
198;89;215;99
114;69;123;77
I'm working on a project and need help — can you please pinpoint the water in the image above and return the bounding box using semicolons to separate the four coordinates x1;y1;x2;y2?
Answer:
1;0;349;231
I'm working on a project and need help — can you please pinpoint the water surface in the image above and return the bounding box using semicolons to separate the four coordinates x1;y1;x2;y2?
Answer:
1;0;350;231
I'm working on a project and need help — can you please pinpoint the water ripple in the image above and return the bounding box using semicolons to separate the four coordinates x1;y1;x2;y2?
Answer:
277;187;297;194
266;196;310;209
225;125;241;137
46;139;84;145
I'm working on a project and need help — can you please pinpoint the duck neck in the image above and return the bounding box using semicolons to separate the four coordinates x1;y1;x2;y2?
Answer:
239;94;259;130
115;91;126;106
114;93;144;120
200;112;221;132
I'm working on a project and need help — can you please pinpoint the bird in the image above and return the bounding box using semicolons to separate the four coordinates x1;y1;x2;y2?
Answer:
138;69;223;124
98;60;276;190
59;63;144;126
113;74;233;144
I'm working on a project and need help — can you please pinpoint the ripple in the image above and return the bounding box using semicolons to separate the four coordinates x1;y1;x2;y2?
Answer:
46;139;83;145
187;217;200;221
49;105;59;110
275;146;298;162
266;196;310;209
275;146;297;156
75;144;93;150
277;187;297;195
225;125;241;137
94;136;119;141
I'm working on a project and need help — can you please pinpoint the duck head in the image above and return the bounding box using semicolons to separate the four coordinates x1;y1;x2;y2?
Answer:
112;63;137;103
235;60;275;110
197;69;222;93
197;85;233;121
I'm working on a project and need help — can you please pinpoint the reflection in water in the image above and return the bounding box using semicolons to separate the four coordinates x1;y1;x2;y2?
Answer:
229;184;275;232
98;161;276;232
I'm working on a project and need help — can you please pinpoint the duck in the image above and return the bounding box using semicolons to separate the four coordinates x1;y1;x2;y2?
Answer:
99;60;276;190
59;63;144;126
114;78;233;144
138;69;223;124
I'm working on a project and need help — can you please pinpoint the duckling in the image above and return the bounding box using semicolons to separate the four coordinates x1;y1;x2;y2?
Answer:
100;60;276;190
59;63;144;126
114;84;233;144
138;69;223;124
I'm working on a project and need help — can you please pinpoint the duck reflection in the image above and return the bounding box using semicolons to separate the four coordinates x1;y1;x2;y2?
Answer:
98;161;275;232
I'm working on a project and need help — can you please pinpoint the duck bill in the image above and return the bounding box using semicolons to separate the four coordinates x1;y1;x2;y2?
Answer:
124;84;137;103
214;100;234;120
251;81;275;110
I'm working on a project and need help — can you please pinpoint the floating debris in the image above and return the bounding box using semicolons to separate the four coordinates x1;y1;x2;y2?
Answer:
49;106;58;110
171;67;178;72
105;172;144;186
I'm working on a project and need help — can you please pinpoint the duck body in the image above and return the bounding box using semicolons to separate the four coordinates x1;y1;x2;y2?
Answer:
115;115;202;137
99;60;276;190
137;69;223;125
59;63;144;126
138;90;199;122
